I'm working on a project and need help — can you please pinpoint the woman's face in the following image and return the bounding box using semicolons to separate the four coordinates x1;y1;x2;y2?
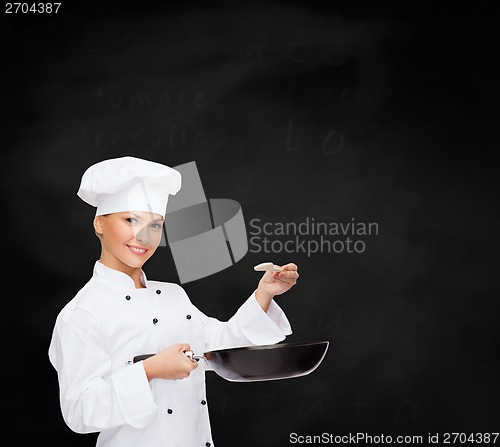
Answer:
94;211;164;271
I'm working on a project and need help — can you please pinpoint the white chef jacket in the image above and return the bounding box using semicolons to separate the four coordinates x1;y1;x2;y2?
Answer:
49;261;292;447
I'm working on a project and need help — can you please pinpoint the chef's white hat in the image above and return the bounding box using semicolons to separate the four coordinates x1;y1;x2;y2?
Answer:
77;156;182;217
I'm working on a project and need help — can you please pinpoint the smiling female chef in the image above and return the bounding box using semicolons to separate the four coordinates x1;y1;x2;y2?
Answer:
48;156;299;447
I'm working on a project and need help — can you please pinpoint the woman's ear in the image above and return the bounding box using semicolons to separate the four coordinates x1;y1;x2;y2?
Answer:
93;215;105;236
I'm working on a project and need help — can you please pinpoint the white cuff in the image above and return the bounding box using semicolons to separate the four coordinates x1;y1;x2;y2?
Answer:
110;362;158;428
235;292;292;345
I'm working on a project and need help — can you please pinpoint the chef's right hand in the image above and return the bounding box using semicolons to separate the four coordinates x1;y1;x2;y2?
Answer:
142;343;198;381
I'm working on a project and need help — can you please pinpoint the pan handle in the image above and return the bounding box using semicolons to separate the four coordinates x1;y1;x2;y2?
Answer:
133;354;154;363
184;350;206;363
132;351;205;363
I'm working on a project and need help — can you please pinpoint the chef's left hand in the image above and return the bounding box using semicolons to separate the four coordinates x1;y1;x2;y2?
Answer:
255;263;299;312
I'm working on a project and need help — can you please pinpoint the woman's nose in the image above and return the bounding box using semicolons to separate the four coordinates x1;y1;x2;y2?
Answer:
135;226;149;244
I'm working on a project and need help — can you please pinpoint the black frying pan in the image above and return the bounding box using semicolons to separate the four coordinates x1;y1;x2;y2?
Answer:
134;340;329;382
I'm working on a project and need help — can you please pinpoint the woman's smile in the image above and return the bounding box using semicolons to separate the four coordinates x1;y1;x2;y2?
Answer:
94;211;163;273
126;244;149;255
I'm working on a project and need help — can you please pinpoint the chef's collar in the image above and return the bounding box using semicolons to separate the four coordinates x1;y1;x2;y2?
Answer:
94;261;148;289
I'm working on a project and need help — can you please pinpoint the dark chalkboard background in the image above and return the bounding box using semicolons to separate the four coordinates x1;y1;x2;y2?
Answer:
4;2;500;446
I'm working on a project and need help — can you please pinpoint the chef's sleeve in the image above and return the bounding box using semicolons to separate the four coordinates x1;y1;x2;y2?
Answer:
48;308;158;433
189;289;292;352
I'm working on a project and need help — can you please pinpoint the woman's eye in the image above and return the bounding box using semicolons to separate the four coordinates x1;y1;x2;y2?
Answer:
126;217;138;224
150;223;162;230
